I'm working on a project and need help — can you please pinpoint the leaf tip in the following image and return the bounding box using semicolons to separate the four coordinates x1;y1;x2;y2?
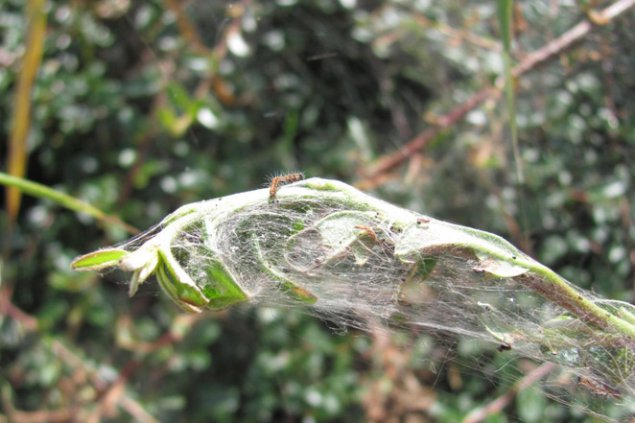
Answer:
71;248;128;271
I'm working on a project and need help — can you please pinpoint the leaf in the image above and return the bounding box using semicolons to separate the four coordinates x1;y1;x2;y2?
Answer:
155;249;207;312
314;211;378;248
71;248;128;271
313;210;382;264
516;386;547;423
474;252;528;278
201;261;250;309
395;219;525;266
254;236;318;304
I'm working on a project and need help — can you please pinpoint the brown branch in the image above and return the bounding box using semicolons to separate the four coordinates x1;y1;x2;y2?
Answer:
357;86;497;190
163;0;209;54
119;396;162;423
115;313;203;353
0;404;76;423
6;0;47;222
0;287;38;331
360;0;635;189
0;293;160;423
87;361;147;423
510;0;635;78
461;362;556;423
118;1;253;204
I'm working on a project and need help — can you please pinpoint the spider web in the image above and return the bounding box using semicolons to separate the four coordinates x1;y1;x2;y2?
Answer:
111;178;635;421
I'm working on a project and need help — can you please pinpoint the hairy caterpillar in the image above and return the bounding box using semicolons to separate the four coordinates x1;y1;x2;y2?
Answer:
268;172;304;201
354;225;379;243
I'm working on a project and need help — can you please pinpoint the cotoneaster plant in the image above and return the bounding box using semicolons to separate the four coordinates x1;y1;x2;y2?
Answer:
72;177;635;413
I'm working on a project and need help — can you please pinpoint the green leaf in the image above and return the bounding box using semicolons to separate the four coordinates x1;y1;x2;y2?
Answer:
201;261;250;309
254;236;318;305
516;385;547;422
70;248;128;271
156;249;208;312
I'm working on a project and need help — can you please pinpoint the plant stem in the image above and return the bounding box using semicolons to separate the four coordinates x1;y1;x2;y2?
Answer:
0;172;138;234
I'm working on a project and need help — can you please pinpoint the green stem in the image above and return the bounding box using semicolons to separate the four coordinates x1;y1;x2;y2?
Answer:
523;260;635;339
0;172;138;234
468;240;635;341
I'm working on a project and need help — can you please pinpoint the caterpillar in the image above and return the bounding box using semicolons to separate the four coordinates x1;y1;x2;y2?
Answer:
268;172;304;201
354;225;379;243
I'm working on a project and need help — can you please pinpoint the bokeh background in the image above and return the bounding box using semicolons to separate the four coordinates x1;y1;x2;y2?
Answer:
1;0;634;421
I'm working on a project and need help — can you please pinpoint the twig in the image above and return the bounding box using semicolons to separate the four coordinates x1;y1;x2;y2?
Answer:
164;0;209;55
0;404;75;423
0;287;37;331
119;396;161;423
115;313;203;353
0;293;160;423
118;0;252;202
87;361;144;423
6;0;47;222
511;0;635;78
461;362;556;423
0;172;138;235
361;0;635;189
412;14;502;52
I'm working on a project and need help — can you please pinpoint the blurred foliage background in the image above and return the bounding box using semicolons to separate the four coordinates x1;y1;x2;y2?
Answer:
1;0;634;421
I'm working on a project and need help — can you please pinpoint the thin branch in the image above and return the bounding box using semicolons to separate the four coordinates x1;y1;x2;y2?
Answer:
0;287;37;331
6;0;47;222
0;172;138;235
0;404;75;423
164;0;209;55
461;362;556;423
118;0;252;202
412;14;502;52
87;361;145;423
115;313;203;353
360;0;635;189
0;292;160;423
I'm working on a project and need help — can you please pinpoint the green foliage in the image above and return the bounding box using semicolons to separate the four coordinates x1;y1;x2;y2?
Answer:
2;0;635;422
